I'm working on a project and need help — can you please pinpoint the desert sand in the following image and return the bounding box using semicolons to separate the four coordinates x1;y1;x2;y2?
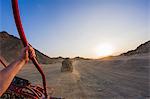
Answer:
0;54;149;99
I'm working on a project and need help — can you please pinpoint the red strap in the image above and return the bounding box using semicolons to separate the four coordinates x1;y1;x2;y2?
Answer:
11;0;47;98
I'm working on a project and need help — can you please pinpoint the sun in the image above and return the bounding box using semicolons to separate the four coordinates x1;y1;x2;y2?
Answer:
94;43;114;58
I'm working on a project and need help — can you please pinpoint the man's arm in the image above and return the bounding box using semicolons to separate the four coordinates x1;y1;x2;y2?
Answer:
0;46;35;96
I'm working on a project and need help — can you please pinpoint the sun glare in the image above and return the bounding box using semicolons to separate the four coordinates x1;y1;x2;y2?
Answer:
94;43;114;58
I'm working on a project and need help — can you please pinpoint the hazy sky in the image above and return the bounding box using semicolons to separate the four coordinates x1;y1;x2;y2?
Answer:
0;0;150;58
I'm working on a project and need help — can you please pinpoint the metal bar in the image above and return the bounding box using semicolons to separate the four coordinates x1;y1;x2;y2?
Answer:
11;0;47;98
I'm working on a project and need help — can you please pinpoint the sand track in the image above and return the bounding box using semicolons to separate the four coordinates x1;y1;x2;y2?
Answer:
1;55;149;99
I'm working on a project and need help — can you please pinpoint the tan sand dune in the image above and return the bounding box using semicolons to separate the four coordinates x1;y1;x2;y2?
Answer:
3;54;147;99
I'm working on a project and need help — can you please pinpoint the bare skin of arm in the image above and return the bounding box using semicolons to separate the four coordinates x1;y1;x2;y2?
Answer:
0;46;35;96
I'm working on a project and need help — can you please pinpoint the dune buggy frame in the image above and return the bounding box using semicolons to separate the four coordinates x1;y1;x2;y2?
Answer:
0;0;63;98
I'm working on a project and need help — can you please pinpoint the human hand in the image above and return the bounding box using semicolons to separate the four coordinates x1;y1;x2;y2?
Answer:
18;46;36;63
28;46;36;59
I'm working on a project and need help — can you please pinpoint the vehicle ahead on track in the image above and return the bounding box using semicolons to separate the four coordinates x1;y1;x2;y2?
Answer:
61;58;73;72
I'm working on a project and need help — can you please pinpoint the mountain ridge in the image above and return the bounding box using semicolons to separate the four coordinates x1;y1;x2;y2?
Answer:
0;31;149;63
0;31;63;64
120;40;150;56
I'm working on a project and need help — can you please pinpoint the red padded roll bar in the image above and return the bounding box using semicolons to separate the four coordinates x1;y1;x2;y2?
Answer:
11;0;47;98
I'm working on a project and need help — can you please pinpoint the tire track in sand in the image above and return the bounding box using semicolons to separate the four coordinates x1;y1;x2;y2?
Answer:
51;61;88;99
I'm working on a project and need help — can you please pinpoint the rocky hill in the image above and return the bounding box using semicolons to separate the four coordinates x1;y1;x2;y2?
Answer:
0;31;63;64
120;40;150;56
